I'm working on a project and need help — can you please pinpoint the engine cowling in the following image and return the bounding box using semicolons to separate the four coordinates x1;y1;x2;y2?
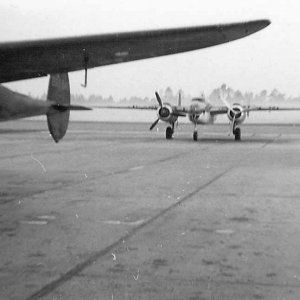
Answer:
227;104;246;124
157;104;177;123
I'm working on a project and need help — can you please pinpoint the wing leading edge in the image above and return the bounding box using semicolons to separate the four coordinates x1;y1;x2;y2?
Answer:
0;19;270;83
210;106;300;115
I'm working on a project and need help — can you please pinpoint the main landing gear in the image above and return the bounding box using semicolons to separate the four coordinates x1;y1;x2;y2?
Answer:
233;122;241;141
166;123;174;139
193;124;198;141
193;131;198;141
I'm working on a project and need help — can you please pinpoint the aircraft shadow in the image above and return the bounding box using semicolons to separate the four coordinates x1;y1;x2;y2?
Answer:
0;128;42;134
176;136;290;145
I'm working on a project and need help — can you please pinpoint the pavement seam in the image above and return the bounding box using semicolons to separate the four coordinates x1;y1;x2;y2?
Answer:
25;136;278;299
75;273;300;289
26;167;231;300
261;134;281;148
1;150;192;206
0;147;85;160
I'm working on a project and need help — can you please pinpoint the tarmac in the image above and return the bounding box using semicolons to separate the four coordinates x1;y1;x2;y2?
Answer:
1;120;300;300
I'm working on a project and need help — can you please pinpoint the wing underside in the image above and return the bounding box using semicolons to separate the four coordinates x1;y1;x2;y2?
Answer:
0;20;270;83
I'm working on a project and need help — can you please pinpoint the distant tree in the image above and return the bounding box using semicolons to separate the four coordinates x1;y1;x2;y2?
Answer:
269;89;285;102
105;95;114;104
254;90;268;103
244;92;253;106
221;83;227;91
233;90;244;103
164;86;174;102
72;94;86;103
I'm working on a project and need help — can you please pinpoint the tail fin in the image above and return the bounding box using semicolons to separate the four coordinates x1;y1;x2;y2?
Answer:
47;73;70;143
178;92;182;106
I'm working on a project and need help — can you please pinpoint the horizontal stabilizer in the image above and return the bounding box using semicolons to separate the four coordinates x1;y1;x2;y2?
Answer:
92;105;157;110
51;104;92;111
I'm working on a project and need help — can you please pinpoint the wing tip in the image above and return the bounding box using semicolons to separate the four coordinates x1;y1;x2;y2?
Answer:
246;19;271;34
254;18;271;28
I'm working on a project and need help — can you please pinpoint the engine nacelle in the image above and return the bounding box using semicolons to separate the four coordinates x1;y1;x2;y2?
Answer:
157;104;177;123
227;104;246;124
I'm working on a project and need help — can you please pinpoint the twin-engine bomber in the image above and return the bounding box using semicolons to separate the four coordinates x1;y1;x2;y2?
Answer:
104;90;300;141
149;91;300;141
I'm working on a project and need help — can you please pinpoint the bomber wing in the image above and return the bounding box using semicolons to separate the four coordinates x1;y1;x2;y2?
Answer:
172;106;203;116
208;105;300;115
0;19;270;83
93;105;191;117
93;105;157;110
209;106;229;115
246;106;300;112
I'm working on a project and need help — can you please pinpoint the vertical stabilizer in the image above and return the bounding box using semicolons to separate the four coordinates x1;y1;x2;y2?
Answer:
178;92;182;106
47;73;70;142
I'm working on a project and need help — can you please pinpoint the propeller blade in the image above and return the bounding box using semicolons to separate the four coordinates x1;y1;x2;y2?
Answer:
219;91;238;120
219;91;232;110
231;114;236;134
246;106;250;117
155;92;163;107
150;118;159;131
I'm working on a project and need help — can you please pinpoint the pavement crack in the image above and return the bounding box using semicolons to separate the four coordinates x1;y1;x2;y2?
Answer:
26;167;232;300
261;134;281;148
17;151;189;203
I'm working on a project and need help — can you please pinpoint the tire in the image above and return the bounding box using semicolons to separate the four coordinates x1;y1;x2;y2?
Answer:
193;131;198;141
234;127;241;141
166;127;173;139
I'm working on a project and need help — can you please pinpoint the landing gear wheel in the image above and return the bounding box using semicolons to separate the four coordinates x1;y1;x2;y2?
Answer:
234;127;241;141
193;131;198;141
166;126;173;139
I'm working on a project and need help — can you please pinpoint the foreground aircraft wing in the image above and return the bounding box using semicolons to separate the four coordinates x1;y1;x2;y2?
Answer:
0;20;270;83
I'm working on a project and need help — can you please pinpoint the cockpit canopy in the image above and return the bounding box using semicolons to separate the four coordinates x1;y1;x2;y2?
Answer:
191;97;205;103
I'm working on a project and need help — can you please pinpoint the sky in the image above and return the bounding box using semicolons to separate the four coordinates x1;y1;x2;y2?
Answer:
0;0;300;100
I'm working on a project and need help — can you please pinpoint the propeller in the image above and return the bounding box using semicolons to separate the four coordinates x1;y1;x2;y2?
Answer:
150;118;160;131
176;92;182;128
219;90;237;135
155;92;163;107
149;92;163;131
246;97;250;117
219;90;232;111
231;113;236;135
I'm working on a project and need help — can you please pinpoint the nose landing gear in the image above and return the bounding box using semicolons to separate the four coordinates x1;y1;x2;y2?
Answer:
193;124;198;141
233;122;241;141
